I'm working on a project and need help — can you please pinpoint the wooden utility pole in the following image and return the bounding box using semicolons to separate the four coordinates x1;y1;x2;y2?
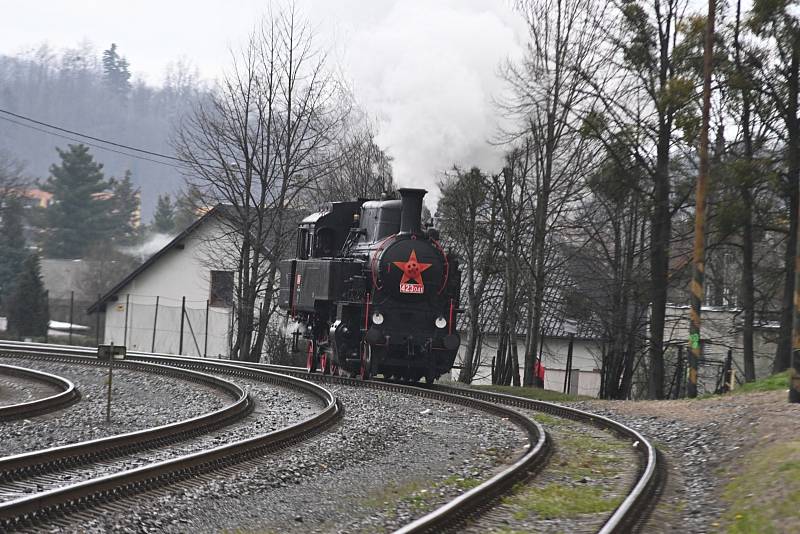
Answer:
688;0;717;398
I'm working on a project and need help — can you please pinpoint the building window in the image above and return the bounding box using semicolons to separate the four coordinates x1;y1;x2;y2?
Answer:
210;271;234;307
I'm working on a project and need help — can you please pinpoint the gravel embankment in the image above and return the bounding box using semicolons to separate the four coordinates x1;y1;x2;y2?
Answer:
0;368;61;407
0;357;229;456
565;392;800;533
64;384;529;534
0;373;320;501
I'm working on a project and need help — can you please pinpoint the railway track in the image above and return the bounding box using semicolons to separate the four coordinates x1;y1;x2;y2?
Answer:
0;363;79;421
0;346;339;531
0;342;660;533
151;357;660;533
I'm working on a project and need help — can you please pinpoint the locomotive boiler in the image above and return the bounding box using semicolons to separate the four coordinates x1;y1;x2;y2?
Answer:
278;188;461;382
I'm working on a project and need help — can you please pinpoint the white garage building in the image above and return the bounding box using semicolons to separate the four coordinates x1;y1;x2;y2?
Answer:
88;206;238;358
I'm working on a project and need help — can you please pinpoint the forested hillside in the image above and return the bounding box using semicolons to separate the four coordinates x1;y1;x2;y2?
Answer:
0;42;205;217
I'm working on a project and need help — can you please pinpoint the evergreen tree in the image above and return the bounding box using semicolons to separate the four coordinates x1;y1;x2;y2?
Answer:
152;194;176;233
0;197;27;305
102;43;131;96
110;170;141;244
174;185;203;231
6;254;49;339
41;144;114;258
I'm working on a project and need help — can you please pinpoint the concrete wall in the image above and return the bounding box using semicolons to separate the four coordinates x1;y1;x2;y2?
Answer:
450;333;604;397
663;305;776;380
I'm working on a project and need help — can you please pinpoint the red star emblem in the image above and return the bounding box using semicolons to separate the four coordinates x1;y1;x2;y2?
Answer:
393;250;432;285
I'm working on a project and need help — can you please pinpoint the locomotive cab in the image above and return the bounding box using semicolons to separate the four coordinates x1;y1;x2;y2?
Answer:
296;200;362;259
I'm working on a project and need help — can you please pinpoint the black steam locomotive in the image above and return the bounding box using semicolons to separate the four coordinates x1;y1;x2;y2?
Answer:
279;188;461;382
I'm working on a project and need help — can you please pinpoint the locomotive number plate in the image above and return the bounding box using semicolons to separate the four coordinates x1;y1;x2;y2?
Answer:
400;283;424;294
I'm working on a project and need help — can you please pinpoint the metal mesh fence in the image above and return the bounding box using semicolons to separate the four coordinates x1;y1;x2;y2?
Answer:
110;297;232;358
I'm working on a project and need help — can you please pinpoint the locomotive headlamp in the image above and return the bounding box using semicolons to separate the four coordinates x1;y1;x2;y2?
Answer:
435;316;447;329
372;312;385;325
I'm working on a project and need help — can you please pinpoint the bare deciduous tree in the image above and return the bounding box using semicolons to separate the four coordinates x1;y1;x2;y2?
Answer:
501;0;607;387
174;4;349;362
438;167;501;383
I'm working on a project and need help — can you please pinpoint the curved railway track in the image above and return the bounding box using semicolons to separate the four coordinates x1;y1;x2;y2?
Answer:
156;357;660;533
0;363;79;421
0;342;660;533
0;347;339;531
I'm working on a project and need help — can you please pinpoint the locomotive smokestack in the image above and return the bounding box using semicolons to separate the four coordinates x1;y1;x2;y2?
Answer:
399;188;426;235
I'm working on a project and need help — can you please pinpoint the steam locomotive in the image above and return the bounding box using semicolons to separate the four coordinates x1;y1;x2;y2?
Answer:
278;188;461;382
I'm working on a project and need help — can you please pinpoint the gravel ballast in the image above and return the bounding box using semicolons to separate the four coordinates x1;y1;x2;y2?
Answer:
0;368;61;407
0;372;320;502
61;383;529;533
0;357;229;456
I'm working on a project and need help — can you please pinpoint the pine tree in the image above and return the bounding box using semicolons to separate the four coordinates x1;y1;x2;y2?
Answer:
41;144;114;258
6;254;49;339
0;197;27;305
153;194;176;234
102;43;131;96
110;170;141;244
174;186;203;231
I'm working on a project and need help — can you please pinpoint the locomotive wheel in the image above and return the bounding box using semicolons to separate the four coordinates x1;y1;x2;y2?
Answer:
306;341;317;373
320;351;329;375
359;343;372;380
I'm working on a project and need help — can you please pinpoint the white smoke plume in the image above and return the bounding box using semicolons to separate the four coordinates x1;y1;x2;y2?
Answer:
305;0;526;204
120;233;175;259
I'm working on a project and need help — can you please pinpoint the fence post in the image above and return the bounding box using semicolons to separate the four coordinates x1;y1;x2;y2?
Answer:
676;345;684;398
151;296;159;353
68;291;74;345
563;334;574;394
95;293;101;346
179;296;186;355
204;299;209;358
123;294;130;346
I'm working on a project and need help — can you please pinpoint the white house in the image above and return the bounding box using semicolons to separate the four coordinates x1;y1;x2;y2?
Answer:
88;206;238;358
451;318;604;397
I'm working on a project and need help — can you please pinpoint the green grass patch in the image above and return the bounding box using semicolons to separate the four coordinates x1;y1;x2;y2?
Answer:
472;384;588;402
362;475;482;516
532;412;566;427
721;440;800;533
504;483;621;519
732;370;791;395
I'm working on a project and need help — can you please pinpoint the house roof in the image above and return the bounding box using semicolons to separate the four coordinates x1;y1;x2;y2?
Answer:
87;205;223;314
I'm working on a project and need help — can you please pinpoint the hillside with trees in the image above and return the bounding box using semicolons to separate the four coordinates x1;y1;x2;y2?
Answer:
0;42;204;218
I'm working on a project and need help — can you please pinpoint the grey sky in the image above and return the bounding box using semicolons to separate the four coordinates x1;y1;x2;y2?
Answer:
1;0;527;197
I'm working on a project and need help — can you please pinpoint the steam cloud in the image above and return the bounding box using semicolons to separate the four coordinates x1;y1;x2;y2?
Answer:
306;0;526;204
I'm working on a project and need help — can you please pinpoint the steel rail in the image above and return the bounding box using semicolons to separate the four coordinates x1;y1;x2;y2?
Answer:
0;364;79;421
0;342;341;531
430;384;660;534
0;358;251;484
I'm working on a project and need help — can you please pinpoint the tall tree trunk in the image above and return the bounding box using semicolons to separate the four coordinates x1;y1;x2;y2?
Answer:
648;118;671;399
250;264;279;362
775;44;800;373
734;0;756;382
458;268;480;383
741;190;756;381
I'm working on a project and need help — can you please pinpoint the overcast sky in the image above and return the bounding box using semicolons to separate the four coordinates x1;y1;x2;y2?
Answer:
1;0;527;200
